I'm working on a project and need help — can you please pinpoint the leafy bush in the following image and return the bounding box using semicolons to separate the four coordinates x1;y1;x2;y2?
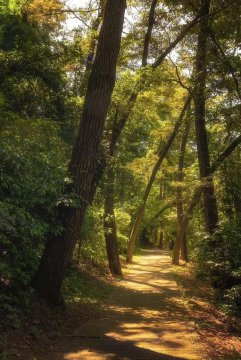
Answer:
192;221;241;312
74;207;107;265
0;117;67;320
115;208;131;254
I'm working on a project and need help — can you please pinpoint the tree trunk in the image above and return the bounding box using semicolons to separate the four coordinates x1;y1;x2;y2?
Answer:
173;187;202;265
159;230;164;249
140;227;151;248
193;0;219;234
142;0;158;66
173;134;241;263
154;228;159;246
172;117;191;264
126;96;191;263
31;0;126;305
103;166;122;276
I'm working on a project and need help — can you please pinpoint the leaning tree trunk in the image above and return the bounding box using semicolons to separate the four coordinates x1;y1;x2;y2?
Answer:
103;165;122;276
126;96;191;263
194;0;219;234
172;117;191;265
31;0;126;306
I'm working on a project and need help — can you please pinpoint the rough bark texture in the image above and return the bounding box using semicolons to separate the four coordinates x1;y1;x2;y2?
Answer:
126;96;191;263
103;165;122;276
31;0;126;305
193;0;219;234
172;118;191;265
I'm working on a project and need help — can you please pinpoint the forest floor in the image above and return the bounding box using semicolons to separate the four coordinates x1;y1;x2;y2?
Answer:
2;250;241;360
174;261;241;360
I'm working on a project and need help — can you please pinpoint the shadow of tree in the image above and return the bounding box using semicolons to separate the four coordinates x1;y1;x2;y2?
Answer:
33;250;199;360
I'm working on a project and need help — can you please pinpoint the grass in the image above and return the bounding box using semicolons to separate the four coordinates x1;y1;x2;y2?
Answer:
63;267;115;305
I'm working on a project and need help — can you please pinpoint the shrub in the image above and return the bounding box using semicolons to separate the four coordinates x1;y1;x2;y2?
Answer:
192;220;241;312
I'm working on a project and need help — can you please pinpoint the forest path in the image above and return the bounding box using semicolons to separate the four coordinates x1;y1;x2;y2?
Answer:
49;250;204;360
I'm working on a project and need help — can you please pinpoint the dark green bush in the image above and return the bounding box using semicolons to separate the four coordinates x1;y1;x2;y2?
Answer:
192;220;241;313
0;118;67;320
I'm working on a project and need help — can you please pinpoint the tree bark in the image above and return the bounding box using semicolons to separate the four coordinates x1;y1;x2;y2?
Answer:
172;117;191;264
31;0;126;305
126;96;191;263
103;165;122;276
193;0;219;234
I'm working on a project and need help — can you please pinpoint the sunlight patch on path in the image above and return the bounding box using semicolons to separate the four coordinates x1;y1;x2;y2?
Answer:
52;250;205;360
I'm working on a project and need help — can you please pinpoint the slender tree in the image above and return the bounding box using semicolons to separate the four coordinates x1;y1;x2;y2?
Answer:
172;115;191;264
126;96;191;263
103;164;122;276
193;0;219;234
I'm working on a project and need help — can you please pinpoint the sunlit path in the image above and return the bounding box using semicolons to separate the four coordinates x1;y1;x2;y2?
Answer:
48;250;204;360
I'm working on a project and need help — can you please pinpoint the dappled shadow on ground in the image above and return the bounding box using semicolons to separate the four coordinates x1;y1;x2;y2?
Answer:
174;265;241;360
33;250;200;360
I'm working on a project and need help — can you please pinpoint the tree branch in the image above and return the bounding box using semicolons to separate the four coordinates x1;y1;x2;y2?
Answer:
142;0;158;66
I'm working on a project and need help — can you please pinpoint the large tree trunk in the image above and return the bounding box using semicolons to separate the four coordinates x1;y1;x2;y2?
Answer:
31;0;126;306
172;117;191;264
103;165;122;276
193;0;219;234
126;96;191;263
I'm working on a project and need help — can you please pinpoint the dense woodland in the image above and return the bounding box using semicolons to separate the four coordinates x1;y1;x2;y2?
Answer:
1;0;241;334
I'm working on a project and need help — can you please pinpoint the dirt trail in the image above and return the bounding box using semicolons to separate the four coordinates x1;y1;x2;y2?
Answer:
44;250;204;360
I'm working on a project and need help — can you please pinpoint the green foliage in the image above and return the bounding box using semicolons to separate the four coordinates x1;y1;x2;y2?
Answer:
0;116;66;326
75;206;107;264
63;269;113;305
192;221;241;313
0;0;26;15
115;208;131;253
0;116;67;320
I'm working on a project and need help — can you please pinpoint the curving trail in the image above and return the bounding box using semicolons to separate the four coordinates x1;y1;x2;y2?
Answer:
47;250;205;360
